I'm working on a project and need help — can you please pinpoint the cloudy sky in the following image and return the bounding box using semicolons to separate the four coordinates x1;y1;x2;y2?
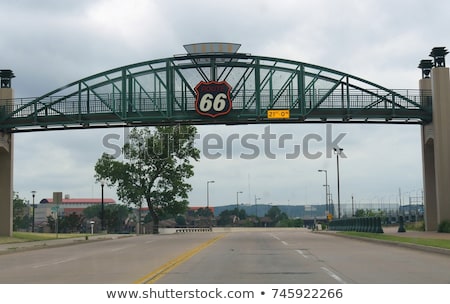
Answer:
2;0;446;214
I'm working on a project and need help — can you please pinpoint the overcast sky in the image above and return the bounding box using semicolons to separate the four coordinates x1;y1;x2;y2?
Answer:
1;0;447;214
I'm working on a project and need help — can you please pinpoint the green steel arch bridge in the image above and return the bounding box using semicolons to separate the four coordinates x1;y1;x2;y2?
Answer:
1;44;450;236
0;44;432;133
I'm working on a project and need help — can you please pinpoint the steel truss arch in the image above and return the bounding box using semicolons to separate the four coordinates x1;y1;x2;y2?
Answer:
0;53;431;132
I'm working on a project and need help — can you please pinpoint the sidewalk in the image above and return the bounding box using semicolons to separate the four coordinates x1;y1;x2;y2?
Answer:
0;228;187;255
321;226;450;256
381;226;450;239
0;234;134;255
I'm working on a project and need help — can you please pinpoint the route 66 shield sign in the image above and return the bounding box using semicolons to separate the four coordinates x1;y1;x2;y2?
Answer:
194;81;232;118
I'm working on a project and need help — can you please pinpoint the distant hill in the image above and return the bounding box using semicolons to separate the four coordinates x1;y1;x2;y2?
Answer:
212;204;328;219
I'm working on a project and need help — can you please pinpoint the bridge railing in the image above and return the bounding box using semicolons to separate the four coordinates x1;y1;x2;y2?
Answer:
175;227;212;233
1;89;431;119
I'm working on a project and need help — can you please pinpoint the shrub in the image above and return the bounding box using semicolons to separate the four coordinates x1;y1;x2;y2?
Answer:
437;220;450;233
405;221;425;231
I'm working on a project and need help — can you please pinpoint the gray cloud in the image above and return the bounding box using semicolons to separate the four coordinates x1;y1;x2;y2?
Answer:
3;0;443;208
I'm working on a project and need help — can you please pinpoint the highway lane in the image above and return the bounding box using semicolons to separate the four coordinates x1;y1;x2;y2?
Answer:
153;229;342;284
0;228;449;284
0;232;217;283
154;229;450;284
278;230;450;283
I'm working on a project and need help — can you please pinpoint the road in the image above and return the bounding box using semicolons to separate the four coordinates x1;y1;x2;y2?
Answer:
0;228;449;284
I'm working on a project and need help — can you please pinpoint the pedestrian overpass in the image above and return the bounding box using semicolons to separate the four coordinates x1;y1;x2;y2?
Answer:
0;43;448;235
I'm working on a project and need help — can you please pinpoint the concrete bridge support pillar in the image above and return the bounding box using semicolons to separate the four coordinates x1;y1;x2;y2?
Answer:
420;77;437;231
430;66;450;231
0;70;14;237
420;48;450;231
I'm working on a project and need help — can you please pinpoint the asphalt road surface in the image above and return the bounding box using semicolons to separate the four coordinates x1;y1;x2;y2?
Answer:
0;228;449;284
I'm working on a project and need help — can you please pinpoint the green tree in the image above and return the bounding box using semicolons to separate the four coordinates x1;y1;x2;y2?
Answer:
83;204;131;232
83;205;102;220
61;212;84;233
195;207;214;217
175;215;187;227
46;215;57;233
217;209;234;226
105;204;132;233
12;192;30;231
266;206;288;226
277;218;304;227
354;208;383;217
237;207;247;221
95;126;200;234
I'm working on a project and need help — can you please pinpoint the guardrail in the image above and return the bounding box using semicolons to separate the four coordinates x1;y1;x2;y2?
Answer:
328;217;384;233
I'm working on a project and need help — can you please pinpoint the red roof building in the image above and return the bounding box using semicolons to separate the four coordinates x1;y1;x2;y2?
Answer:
35;198;116;224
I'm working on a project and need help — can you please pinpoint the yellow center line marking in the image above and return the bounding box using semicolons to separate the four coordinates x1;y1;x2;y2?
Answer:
133;233;227;284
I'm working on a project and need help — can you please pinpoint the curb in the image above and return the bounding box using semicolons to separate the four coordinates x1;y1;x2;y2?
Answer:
317;231;450;256
0;234;135;256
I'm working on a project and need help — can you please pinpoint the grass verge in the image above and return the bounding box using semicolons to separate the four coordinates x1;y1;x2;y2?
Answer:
340;231;450;250
0;232;88;245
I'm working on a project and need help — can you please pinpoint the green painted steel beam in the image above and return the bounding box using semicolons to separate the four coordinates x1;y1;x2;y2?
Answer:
0;53;432;132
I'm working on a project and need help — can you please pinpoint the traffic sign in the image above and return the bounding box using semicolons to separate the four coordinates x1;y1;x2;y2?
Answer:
267;109;290;119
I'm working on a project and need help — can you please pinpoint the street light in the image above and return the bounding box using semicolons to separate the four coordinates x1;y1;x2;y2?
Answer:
254;195;261;218
333;147;344;219
326;185;333;216
236;191;243;218
206;180;215;228
206;180;215;209
318;169;328;214
31;190;36;232
100;180;105;231
25;199;30;232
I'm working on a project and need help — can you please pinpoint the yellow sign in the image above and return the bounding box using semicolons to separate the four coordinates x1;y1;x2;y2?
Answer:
267;109;290;119
327;213;333;221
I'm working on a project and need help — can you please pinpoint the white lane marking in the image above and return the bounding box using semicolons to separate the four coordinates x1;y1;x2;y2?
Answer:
271;234;281;240
32;257;78;268
296;249;308;258
53;257;77;265
110;245;133;252
281;241;289;246
321;267;347;284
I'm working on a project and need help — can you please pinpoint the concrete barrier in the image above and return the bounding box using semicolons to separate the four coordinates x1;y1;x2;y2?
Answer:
329;217;384;233
175;227;213;233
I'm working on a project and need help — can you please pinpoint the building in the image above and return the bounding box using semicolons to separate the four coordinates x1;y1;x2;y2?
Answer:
35;197;116;228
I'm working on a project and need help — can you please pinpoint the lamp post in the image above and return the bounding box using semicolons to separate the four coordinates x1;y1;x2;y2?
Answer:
318;169;328;214
352;194;355;217
100;180;105;231
206;180;215;228
236;191;243;219
333;147;344;219
206;180;215;209
25;199;30;232
254;196;261;218
326;185;333;216
31;190;36;232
